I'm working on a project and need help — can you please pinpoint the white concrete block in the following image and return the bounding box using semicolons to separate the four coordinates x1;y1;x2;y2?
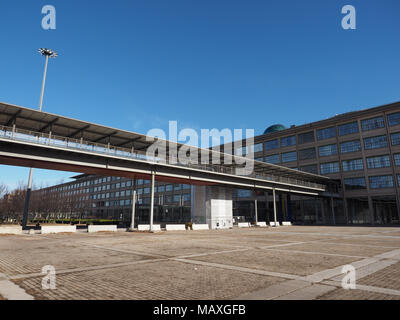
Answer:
238;222;251;228
165;224;186;231
192;224;209;230
41;225;76;234
137;224;161;231
256;222;267;227
269;222;280;227
0;226;22;235
88;225;117;233
282;221;292;226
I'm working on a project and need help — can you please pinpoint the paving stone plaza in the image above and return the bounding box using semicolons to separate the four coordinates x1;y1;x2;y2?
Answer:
0;226;399;300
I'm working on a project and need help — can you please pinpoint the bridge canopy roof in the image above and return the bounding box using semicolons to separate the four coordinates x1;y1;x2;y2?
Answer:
0;101;330;184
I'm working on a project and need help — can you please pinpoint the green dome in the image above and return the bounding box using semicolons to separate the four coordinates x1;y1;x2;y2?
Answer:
263;124;287;135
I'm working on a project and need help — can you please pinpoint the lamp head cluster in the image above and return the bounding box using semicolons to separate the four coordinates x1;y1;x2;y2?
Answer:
38;48;58;58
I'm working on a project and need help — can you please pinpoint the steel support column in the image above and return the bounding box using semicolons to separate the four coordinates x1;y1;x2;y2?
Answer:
273;188;277;226
330;197;336;225
149;171;155;232
130;190;136;230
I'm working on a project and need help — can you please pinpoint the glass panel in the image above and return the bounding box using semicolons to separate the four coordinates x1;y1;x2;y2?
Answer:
265;139;279;151
299;147;316;160
394;154;400;166
369;175;394;189
366;155;391;169
340;140;361;153
298;131;315;144
388;112;400;127
318;144;338;157
342;158;364;171
344;177;366;190
317;127;336;140
281;151;297;163
391;133;400;146
300;164;318;174
364;135;388;150
280;135;296;147
320;162;340;174
361;116;385;131
338;122;359;136
266;154;280;164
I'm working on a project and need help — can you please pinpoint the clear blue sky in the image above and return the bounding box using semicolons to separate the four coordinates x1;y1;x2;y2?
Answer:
0;0;399;190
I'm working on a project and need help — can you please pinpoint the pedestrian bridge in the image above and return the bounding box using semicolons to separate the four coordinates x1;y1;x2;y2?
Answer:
0;102;334;229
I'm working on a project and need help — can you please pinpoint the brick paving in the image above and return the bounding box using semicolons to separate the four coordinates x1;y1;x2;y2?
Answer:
0;226;399;300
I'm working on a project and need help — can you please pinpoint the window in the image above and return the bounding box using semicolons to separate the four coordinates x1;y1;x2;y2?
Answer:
137;179;143;185
236;146;248;156
158;185;165;192
338;122;359;136
394;154;400;166
298;131;315;144
255;157;264;162
340;140;361;154
166;185;173;191
144;188;150;194
252;143;263;153
280;135;296;147
317;127;336;140
364;135;388;150
300;164;318;174
282;151;297;163
174;184;181;191
366;155;391;169
369;175;394;189
299;148;316;160
265;139;279;151
320;162;340;174
266;154;280;164
183;194;190;201
361;116;385;131
238;189;251;198
388;112;400;127
391;133;400;146
318;144;338;157
342;158;364;172
398;175;400;187
344;177;366;190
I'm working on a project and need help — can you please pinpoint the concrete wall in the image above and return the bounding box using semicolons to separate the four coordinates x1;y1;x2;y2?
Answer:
138;224;161;231
0;226;22;235
88;225;117;233
165;224;186;231
192;224;209;230
191;186;233;230
41;225;76;234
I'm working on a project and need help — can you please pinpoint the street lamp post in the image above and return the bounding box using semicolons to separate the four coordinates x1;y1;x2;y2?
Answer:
21;48;58;230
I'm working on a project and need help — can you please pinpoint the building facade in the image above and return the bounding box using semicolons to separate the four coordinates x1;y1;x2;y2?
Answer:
31;102;400;226
233;101;400;225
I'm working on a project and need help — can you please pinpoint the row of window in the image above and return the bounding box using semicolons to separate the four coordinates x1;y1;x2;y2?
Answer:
255;133;400;165
93;193;191;208
321;153;399;174
344;175;400;190
243;112;400;155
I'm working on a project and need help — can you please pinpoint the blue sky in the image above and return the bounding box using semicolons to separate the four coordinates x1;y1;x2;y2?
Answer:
0;0;399;189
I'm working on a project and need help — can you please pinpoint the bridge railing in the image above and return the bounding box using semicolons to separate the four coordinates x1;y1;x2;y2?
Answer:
0;125;325;190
